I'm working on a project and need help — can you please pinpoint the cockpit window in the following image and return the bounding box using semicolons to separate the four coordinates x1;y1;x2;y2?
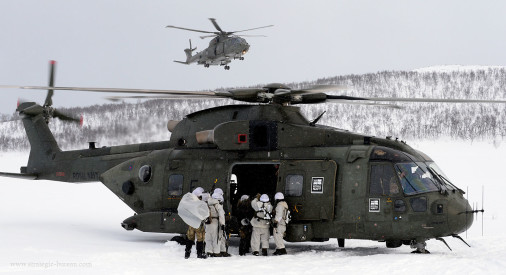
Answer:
369;164;400;196
394;162;439;195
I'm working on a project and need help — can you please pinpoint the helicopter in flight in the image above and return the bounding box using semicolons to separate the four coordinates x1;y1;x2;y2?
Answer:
1;61;500;253
166;18;273;70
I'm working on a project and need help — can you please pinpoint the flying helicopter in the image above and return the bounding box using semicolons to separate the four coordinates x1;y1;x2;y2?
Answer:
1;61;501;254
166;18;273;70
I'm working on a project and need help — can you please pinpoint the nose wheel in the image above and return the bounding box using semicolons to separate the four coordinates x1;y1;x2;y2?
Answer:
224;66;230;70
204;64;210;68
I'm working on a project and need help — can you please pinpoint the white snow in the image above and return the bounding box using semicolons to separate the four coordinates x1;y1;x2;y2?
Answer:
413;65;505;73
1;140;505;274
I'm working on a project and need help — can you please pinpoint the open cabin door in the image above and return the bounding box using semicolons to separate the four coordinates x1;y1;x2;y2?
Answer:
279;160;337;221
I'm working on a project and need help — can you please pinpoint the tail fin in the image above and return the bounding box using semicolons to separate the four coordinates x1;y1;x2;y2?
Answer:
174;39;196;65
18;102;61;175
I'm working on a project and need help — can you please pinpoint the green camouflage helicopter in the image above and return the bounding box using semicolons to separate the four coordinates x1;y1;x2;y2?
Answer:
1;61;501;253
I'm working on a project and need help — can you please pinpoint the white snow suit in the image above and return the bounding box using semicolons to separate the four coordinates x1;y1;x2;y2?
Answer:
250;198;273;252
273;200;289;249
205;198;225;254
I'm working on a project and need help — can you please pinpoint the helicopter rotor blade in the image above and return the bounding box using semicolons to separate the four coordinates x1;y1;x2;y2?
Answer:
53;109;81;124
228;24;274;35
359;97;506;104
325;99;402;109
165;25;216;34
293;85;348;94
0;85;216;96
235;35;267;38
44;60;56;107
208;18;224;34
104;95;229;102
200;35;217;39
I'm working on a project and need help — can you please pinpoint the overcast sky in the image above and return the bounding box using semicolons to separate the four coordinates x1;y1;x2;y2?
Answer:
1;0;506;115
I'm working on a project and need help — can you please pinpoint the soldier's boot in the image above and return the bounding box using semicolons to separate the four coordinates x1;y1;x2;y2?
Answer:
184;241;194;259
196;241;207;259
273;249;280;255
252;251;259;256
278;248;287;255
262;248;268;256
239;239;247;256
220;251;231;257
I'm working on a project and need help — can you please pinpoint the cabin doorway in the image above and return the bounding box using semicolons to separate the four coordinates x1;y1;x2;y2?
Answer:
229;163;279;217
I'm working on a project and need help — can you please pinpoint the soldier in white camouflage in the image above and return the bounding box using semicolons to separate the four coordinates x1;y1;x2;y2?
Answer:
272;192;289;255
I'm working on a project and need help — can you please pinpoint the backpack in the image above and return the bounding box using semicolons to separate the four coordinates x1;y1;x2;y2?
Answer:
284;208;291;224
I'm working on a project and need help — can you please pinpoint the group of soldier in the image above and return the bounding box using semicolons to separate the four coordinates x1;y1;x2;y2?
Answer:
183;187;290;259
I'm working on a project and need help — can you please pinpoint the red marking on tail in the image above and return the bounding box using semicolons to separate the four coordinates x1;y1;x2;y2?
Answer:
79;115;84;127
50;60;56;65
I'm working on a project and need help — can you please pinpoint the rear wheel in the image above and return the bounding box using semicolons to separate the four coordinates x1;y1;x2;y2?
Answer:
337;238;345;248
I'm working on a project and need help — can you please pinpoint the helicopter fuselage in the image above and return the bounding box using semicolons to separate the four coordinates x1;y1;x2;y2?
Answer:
18;103;472;248
187;36;249;66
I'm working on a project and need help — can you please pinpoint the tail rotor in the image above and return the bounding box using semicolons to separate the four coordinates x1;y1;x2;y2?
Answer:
17;60;82;125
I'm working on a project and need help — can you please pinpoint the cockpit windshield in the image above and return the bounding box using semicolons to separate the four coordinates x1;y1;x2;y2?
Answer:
427;162;457;191
394;162;440;195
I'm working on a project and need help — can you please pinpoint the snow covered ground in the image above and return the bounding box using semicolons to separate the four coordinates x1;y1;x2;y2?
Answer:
0;140;505;274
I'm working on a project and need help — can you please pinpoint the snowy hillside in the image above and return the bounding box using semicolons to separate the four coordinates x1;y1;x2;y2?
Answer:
413;65;506;73
0;68;505;151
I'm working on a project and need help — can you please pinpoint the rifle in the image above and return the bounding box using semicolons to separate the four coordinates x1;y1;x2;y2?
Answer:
220;224;229;253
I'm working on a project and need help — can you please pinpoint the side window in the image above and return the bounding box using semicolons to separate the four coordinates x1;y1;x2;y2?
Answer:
139;165;152;183
168;174;184;196
285;174;303;197
370;164;399;196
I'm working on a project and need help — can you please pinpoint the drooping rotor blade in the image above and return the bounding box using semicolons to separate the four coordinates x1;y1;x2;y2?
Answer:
228;24;274;34
200;35;217;39
0;85;216;96
325;99;401;109
44;60;56;107
105;95;229;102
360;97;506;104
165;25;217;34
326;95;506;105
209;18;224;33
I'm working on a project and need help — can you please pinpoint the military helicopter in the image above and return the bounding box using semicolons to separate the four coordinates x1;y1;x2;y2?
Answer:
166;18;273;70
1;61;500;253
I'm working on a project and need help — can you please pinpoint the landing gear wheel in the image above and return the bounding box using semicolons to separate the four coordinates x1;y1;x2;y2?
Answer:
204;64;210;68
224;66;230;70
337;238;345;248
239;57;244;60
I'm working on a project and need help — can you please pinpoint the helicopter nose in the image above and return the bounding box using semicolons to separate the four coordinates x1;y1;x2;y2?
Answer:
447;197;474;234
242;44;250;54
